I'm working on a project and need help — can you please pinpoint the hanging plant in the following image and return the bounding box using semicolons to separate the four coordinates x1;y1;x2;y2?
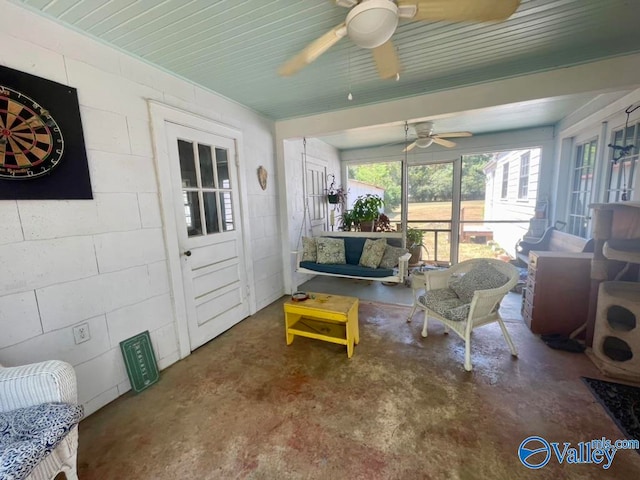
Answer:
325;174;347;206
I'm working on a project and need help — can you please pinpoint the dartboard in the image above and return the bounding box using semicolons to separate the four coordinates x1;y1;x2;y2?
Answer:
0;86;64;180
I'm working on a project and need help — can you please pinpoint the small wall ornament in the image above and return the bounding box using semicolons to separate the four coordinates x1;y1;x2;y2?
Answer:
257;165;268;190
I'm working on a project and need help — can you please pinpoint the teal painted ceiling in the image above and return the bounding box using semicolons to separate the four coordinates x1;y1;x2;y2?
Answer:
13;0;640;121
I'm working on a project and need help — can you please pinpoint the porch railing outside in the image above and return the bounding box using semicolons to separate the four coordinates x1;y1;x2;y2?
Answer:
407;219;531;265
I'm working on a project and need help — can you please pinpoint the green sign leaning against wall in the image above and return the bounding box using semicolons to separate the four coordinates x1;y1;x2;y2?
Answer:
120;331;160;393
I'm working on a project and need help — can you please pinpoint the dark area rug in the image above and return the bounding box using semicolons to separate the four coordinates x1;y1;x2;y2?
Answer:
582;377;640;449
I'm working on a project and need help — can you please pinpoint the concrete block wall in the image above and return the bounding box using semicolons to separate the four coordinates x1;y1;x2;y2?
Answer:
0;1;282;416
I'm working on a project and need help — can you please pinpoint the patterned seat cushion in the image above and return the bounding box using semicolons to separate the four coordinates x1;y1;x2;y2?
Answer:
0;403;84;480
449;262;509;303
418;288;470;322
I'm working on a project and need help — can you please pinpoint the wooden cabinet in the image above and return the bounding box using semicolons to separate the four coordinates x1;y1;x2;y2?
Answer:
522;251;593;335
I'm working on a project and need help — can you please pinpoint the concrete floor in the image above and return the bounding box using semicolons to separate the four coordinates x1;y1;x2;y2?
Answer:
75;281;640;479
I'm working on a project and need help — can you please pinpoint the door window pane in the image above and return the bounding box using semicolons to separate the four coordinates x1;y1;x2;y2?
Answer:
177;138;236;237
569;139;596;237
203;192;220;234
178;140;197;188
220;192;234;231
198;144;215;188
216;148;230;188
184;191;202;237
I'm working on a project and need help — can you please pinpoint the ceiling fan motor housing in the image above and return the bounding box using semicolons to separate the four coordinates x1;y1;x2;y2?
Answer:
415;121;435;136
346;0;399;49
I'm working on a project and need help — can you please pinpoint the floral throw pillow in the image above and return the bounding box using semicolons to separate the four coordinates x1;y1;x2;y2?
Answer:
359;238;387;269
378;245;409;269
316;238;346;264
301;237;317;262
450;262;509;303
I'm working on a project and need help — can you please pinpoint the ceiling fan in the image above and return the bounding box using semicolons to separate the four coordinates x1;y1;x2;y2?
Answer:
278;0;520;79
403;121;472;151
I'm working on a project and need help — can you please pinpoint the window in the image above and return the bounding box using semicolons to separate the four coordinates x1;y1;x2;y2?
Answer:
178;139;234;237
518;152;530;199
568;139;596;238
501;163;509;199
607;121;639;202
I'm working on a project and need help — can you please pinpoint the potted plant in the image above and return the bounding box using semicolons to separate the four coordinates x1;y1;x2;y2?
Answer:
352;194;384;232
375;213;393;232
339;210;357;231
406;227;425;265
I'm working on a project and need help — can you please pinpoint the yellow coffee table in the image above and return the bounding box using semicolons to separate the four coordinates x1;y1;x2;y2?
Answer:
283;293;359;358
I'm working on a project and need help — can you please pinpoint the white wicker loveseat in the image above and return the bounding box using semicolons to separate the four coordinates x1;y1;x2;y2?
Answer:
408;258;519;371
0;360;82;480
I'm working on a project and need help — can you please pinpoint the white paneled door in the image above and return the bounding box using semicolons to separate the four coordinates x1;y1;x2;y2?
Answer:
166;123;249;350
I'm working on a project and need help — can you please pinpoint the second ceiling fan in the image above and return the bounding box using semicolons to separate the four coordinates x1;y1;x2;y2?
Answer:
278;0;520;79
403;121;472;151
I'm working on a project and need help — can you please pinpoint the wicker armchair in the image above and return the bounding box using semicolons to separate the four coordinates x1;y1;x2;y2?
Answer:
408;259;519;371
0;360;81;480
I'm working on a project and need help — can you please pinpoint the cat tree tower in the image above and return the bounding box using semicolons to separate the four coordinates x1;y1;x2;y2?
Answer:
589;202;640;382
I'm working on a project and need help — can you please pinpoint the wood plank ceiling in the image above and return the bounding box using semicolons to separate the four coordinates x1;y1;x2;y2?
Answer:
13;0;640;121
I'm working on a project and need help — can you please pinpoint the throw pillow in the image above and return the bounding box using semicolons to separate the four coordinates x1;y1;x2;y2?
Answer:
301;237;317;262
0;402;84;480
316;237;346;264
379;245;409;269
359;238;387;269
450;262;509;303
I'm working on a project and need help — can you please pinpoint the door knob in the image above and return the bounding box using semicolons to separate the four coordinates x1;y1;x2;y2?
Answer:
183;250;192;257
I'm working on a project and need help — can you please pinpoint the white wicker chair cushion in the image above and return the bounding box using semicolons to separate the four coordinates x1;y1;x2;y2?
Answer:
446;303;471;322
419;288;469;321
0;403;83;480
449;261;509;303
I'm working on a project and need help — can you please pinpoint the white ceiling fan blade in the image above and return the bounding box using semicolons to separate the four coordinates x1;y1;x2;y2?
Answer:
400;0;520;22
432;137;457;148
434;131;472;138
278;23;347;76
372;39;401;79
403;141;417;152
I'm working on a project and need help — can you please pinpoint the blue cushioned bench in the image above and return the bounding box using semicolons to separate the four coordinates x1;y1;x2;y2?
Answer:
296;231;411;284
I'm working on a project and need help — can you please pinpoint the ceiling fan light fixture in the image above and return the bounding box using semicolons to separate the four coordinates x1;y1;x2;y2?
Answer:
346;0;398;49
416;137;434;148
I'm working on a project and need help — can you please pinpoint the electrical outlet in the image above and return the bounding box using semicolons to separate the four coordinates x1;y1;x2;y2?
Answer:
73;323;90;344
